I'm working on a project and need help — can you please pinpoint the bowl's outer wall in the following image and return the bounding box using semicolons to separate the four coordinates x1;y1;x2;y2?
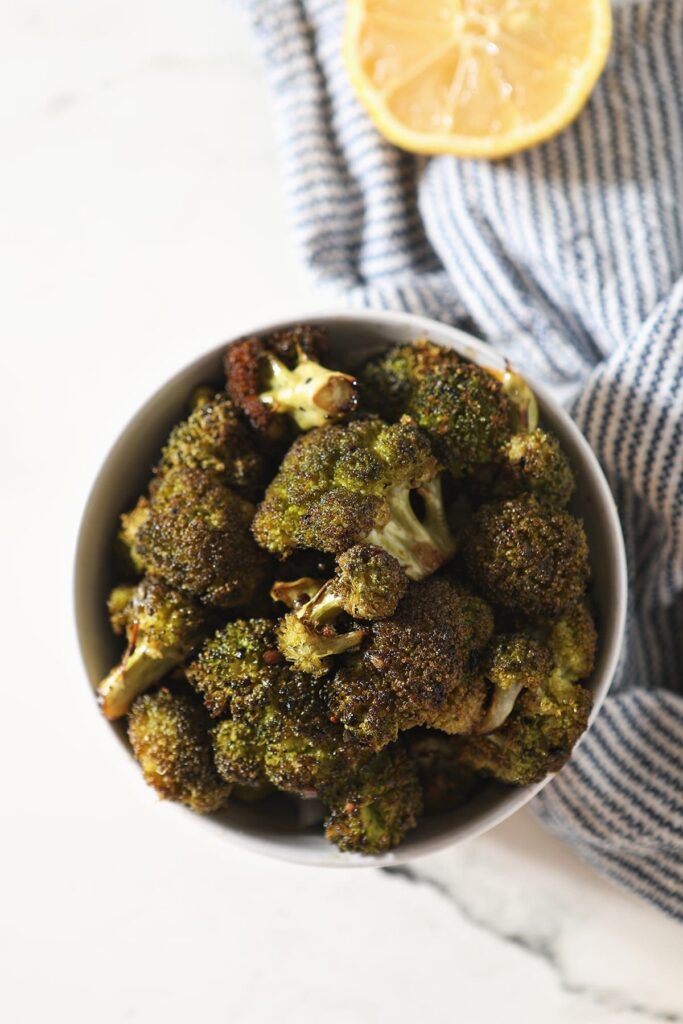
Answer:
75;310;627;867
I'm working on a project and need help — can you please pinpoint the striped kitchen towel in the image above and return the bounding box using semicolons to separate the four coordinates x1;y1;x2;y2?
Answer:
238;0;683;920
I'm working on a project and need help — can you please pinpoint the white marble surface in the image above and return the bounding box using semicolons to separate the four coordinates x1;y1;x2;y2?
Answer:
2;1;682;1021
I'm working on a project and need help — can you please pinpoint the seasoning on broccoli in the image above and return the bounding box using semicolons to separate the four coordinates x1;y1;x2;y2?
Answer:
132;466;268;608
128;688;231;812
97;577;209;720
225;324;358;439
186;618;282;718
252;417;455;580
405;729;480;814
495;429;574;507
157;390;269;500
272;545;408;676
360;339;513;476
211;719;268;788
463;494;590;618
323;740;423;854
327;577;488;751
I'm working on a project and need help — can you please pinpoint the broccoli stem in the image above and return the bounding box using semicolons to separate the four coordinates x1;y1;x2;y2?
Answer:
366;476;455;581
476;683;524;734
98;645;178;720
260;355;357;430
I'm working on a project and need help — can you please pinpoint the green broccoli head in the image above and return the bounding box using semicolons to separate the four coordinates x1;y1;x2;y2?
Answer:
186;618;282;718
455;678;593;786
225;324;358;439
97;577;209;720
271;546;407;678
210;718;268;787
252;418;455;580
496;429;575;507
128;688;231;812
547;601;597;685
463;495;590;618
157;391;269;500
475;633;554;735
133;466;268;608
323;741;423;854
327;577;484;751
116;496;150;576
360;340;513;476
405;729;480;814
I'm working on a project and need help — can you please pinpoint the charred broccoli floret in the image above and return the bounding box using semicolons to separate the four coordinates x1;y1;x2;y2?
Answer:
323;741;423;854
252;418;455;580
547;601;597;684
495;429;574;507
157;391;269;500
133;466;268;608
360;340;513;476
463;495;590;618
225;324;358;439
210;719;268;787
476;633;554;734
117;496;150;576
405;729;480;814
327;578;486;751
128;688;231;812
186;618;282;718
454;674;592;786
97;578;208;720
272;546;407;676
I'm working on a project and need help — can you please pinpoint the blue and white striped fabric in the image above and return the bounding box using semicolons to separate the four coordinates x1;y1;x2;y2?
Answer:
239;0;683;919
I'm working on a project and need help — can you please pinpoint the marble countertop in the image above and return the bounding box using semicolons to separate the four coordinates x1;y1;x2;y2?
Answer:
2;1;681;1021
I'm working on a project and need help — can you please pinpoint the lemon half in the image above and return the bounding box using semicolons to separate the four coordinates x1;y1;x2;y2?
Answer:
344;0;612;158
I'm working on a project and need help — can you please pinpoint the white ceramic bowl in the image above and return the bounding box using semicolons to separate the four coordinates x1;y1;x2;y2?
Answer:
74;310;627;866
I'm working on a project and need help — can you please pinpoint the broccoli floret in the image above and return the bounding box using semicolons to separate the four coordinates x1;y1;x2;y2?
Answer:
225;324;358;438
252;418;455;580
133;466;268;608
493;366;539;433
327;578;485;751
128;688;231;812
547;601;597;684
211;719;268;787
186;618;282;718
272;546;407;677
116;496;150;576
463;495;590;618
360;340;513;476
495;429;574;507
455;676;593;786
405;729;480;814
476;633;554;735
323;741;423;854
157;391;269;500
97;578;208;720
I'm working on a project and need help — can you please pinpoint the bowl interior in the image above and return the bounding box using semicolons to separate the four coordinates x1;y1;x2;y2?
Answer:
74;311;627;867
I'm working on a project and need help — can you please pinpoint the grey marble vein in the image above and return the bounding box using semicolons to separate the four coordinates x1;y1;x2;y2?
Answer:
383;866;683;1023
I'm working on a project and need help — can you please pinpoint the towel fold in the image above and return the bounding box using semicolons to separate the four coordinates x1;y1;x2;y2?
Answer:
239;0;683;920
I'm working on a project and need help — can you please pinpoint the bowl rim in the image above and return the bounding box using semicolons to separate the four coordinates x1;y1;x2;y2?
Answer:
74;307;628;867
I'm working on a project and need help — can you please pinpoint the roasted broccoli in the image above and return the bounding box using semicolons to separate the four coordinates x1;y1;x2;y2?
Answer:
547;600;597;684
186;618;282;718
272;545;407;676
117;496;150;576
323;740;423;854
157;390;269;500
131;466;268;608
360;340;513;476
495;429;574;507
128;688;231;812
211;718;268;787
463;495;590;618
225;324;358;439
97;578;208;720
476;633;554;734
327;577;488;751
405;729;480;814
252;417;455;580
